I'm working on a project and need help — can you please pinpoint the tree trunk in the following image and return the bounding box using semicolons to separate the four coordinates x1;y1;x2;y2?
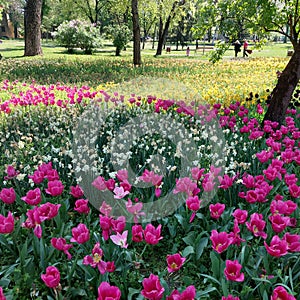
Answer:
263;45;300;125
155;16;171;56
24;0;43;56
116;47;121;56
131;0;142;66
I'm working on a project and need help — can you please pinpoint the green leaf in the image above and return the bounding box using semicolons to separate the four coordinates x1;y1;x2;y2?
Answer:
210;251;220;280
197;286;217;296
182;245;195;257
221;278;228;296
196;237;208;260
128;288;141;300
182;232;196;246
199;273;221;286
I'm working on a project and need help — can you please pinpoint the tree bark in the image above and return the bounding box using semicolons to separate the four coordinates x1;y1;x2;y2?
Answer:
263;44;300;125
155;16;171;56
24;0;43;56
131;0;142;66
155;0;185;56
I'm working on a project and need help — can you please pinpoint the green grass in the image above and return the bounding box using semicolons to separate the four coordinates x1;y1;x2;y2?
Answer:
0;39;293;60
0;39;291;105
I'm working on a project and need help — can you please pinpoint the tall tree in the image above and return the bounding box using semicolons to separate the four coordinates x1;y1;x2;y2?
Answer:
131;0;141;65
194;0;300;125
24;0;43;56
155;0;188;56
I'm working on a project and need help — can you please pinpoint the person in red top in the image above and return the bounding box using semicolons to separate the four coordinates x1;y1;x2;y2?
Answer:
243;39;249;57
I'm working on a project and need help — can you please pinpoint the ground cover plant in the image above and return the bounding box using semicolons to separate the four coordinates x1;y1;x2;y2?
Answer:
0;43;299;300
0;79;299;300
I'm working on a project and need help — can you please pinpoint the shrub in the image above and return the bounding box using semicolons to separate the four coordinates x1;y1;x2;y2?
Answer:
105;24;131;56
53;20;102;54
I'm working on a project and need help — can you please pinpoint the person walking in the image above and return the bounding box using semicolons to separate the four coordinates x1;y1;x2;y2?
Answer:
243;39;249;58
233;40;242;57
186;46;190;57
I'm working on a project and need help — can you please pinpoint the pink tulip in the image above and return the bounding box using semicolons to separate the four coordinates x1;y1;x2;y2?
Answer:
74;199;90;214
232;209;248;224
186;196;201;222
186;196;201;212
83;242;107;274
222;295;240;300
224;260;244;282
38;162;53;174
283;233;300;252
166;253;186;273
0;286;6;300
167;285;196;300
218;174;234;189
105;261;116;273
116;169;128;182
70;185;84;198
288;183;300;198
191;167;205;181
126;199;145;222
45;169;59;181
264;235;288;257
209;203;225;219
113;186;129;199
210;230;232;253
105;178;116;191
21;188;42;206
70;223;90;244
22;207;45;238
4;165;19;180
246;213;267;239
174;177;198;196
132;224;143;242
45;180;64;196
229;219;245;246
110;231;128;249
97;282;121;300
51;237;73;260
92;176;107;191
41;266;60;288
269;214;290;233
111;216;126;234
0;187;16;204
141;274;165;300
139;169;163;186
99;201;112;216
99;215;112;240
144;224;163;245
284;174;298;186
0;211;14;234
271;286;296;300
28;170;45;184
38;203;61;220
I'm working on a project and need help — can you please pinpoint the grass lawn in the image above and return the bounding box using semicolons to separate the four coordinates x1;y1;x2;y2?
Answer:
0;39;292;105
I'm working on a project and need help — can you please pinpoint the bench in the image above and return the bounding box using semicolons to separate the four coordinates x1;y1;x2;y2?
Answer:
195;46;214;54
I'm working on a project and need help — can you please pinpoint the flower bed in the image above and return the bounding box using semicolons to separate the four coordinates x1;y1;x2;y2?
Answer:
0;82;299;300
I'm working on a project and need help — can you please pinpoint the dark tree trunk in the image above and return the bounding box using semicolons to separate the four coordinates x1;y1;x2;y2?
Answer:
116;47;121;56
24;0;43;56
263;45;300;125
155;0;185;56
155;16;171;56
131;0;142;66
